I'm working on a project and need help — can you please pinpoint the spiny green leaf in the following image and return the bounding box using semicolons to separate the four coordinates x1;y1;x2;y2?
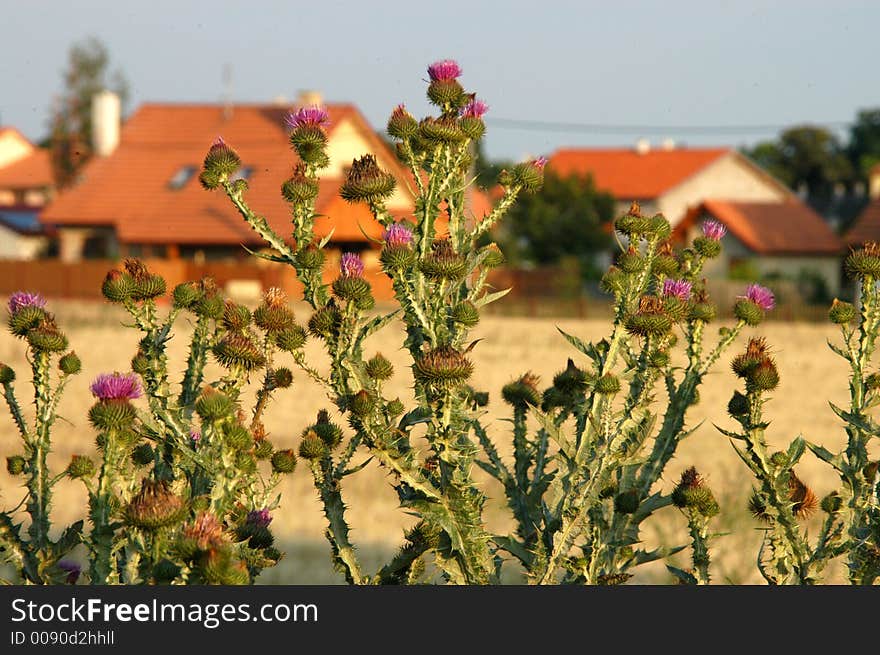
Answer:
473;287;511;308
786;436;806;466
666;564;698;585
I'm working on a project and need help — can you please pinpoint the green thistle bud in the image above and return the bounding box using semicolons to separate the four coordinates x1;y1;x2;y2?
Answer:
693;236;722;258
349;390;375;418
510;160;546;193
270;449;297;474
58;351;81;375
365;353;394;381
194;293;225;320
253;305;295;334
616;248;643;274
820;492;843;515
459;116;485;140
413;346;474;390
733;299;764;326
222;302;252;331
307;304;342;339
553;358;589;394
662;296;689;322
212;334;266;371
541;387;567;411
235;452;257;474
599;266;625;295
595;373;621;395
195;388;234;421
254;439;274;460
747;358;779;392
332;276;373;304
0;363;14;384
689;302;716;322
8;304;47;338
312;411;344;449
126;479;186;530
480;243;506;268
649;351;670;368
844;242;880;279
614;212;654;237
649;214;672;239
27;321;68;353
386;398;405;417
652;255;680;277
625;297;672;337
451;301;480;327
246;525;275;550
299;430;326;460
203;137;241;177
224;424;254;451
66;454;95;479
501;372;542;409
295;245;325;271
271;367;294;389
198;169;221;190
101;269;135;303
6;455;25;475
169;282;197;310
828;298;856;325
614;490;640;514
419;239;467;280
340;154;396;203
131;351;150;375
274;325;307;352
419;116;466;144
769;451;789;468
727;390;749;417
131;444;154;467
88;399;137;432
289;125;328;161
427;78;465;106
131;274;166;300
281;164;319;203
387;105;419;139
380;243;417;271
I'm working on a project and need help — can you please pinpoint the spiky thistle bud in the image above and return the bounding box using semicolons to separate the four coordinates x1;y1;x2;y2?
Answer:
131;443;154;467
58;351;81;375
281;163;320;203
349;390;375;418
509;157;547;193
195;387;234;421
553;358;589;394
270;367;294;389
387;104;419;139
298;430;326;460
615;202;654;237
202;136;241;181
6;455;25;475
386;398;405;417
126;479;186;530
734;284;775;326
671;467;720;518
307;302;342;340
595;373;621;395
295;244;325;271
365;353;394;381
66;454;95;479
451;300;480;327
426;59;465;107
221;301;251;331
413;346;474;390
340;154;396;203
101;269;135;303
380;223;417;271
625;296;673;337
828;298;856;325
274;325;308;352
254;439;274;460
693;236;722;258
480;243;505;268
616;247;644;274
212;333;266;371
502;372;542;409
649;213;672;239
419;239;467;280
820;492;843;515
727;390;749;417
223;423;254;451
747;357;780;392
171;281;200;310
286;107;330;166
311;410;344;449
652;245;680;277
459;96;488;139
419;116;466;144
332;253;373;308
26;318;68;353
731;337;770;378
124;258;166;300
0;363;15;384
271;449;297;474
845;242;880;279
599;266;625;295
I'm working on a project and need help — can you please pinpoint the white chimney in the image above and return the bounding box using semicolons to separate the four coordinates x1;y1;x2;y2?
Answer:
635;138;650;155
91;90;120;157
661;138;676;151
295;90;323;108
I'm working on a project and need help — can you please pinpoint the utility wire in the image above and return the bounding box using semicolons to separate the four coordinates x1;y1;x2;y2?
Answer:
485;116;853;136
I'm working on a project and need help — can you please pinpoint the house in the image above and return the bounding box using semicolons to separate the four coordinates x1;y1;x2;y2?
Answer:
40;92;416;263
547;142;793;226
673;199;844;296
843;164;880;247
0;127;56;259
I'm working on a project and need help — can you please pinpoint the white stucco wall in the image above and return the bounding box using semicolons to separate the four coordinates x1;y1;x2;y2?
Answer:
0;130;33;169
0;224;47;260
657;153;789;226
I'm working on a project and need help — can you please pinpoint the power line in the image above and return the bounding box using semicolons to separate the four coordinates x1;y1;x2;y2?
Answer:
484;116;853;136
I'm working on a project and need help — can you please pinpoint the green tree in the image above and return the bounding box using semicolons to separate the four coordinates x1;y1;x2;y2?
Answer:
745;126;854;199
498;171;615;279
48;36;129;188
847;108;880;181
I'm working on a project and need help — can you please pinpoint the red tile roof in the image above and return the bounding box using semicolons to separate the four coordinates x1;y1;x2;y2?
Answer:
674;199;843;255
0;149;53;189
843;200;880;247
547;147;730;198
41;103;415;246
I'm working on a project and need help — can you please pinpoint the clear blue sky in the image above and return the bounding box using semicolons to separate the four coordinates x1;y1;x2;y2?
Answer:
2;0;878;160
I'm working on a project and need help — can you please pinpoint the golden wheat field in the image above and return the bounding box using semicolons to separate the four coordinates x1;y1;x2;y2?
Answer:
1;299;872;584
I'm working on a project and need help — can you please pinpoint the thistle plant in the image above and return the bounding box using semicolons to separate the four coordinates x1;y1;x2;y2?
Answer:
480;214;759;584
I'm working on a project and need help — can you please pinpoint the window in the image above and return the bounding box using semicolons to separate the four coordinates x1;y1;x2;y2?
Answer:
229;166;254;182
168;165;197;190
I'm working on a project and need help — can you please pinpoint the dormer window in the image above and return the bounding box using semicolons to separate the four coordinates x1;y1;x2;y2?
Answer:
229;166;253;182
168;165;197;190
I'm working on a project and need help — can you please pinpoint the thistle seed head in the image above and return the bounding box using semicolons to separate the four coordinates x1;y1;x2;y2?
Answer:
127;479;186;531
340;154;396;203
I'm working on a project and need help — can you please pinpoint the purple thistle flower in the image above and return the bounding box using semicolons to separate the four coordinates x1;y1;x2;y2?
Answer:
383;223;414;248
702;219;727;242
58;560;81;584
90;372;143;401
461;98;488;119
662;279;693;301
741;284;775;311
285;106;330;130
8;291;46;314
428;59;462;82
210;136;227;149
340;252;365;278
391;104;410;118
190;429;201;445
246;508;272;528
532;156;549;170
